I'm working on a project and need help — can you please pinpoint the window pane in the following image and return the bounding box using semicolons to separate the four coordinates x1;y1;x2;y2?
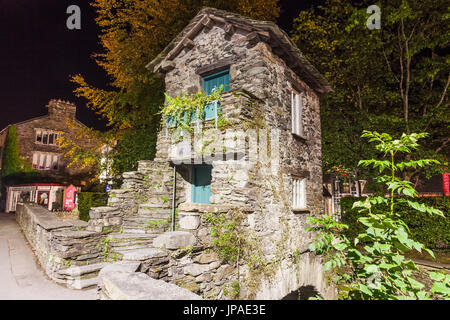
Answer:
296;94;303;135
48;133;54;145
45;154;52;169
36;130;42;143
204;102;220;120
43;132;48;144
32;153;38;169
52;155;59;170
39;154;45;169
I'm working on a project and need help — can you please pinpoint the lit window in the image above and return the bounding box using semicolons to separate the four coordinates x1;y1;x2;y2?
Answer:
32;153;39;169
36;130;42;143
32;152;60;170
52;155;59;170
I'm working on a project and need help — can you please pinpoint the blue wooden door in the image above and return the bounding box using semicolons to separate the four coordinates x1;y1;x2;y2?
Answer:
202;69;230;119
192;165;212;204
202;69;230;94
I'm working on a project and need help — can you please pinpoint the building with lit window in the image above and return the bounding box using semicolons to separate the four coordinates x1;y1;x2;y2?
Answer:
0;99;96;212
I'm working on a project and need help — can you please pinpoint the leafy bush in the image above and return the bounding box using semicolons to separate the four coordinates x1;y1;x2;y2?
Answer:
77;192;109;222
307;131;448;300
341;196;449;249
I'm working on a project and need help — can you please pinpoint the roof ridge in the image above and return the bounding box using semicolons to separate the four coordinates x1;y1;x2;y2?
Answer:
146;7;332;94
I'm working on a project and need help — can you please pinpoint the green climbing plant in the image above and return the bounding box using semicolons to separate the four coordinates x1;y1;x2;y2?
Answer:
306;131;448;300
160;85;224;131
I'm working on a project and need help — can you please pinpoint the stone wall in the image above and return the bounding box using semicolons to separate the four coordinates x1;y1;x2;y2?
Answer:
135;207;335;300
16;203;104;283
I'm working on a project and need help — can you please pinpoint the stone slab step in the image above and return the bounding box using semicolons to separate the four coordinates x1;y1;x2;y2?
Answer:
67;277;99;290
113;245;158;255
110;238;156;248
125;217;170;224
109;233;158;240
120;227;167;235
58;262;110;277
122;248;168;261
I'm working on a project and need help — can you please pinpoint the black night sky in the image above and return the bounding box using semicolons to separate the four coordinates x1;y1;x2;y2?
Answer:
0;0;317;132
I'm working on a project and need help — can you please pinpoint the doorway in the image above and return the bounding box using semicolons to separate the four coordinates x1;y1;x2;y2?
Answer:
191;165;212;204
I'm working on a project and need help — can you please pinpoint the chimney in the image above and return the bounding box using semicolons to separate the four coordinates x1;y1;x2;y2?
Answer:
47;99;77;120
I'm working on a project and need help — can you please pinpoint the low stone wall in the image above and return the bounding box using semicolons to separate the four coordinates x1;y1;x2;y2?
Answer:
143;203;336;300
16;203;104;283
97;262;202;300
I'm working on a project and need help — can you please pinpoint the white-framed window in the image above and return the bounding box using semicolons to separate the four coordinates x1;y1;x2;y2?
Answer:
35;129;60;146
32;152;60;170
291;91;304;137
292;177;307;211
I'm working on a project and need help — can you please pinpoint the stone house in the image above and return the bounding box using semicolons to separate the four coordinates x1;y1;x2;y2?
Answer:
0;99;97;211
22;8;336;299
144;7;334;299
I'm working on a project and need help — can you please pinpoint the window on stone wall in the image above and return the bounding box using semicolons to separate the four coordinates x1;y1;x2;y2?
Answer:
32;152;60;170
291;91;304;137
35;129;60;146
292;177;307;211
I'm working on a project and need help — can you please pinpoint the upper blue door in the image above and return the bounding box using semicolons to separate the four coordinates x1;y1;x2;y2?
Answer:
192;165;212;204
202;69;230;94
202;69;230;119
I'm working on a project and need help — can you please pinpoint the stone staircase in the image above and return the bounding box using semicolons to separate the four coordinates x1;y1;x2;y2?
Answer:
74;160;182;290
108;203;173;256
104;160;182;254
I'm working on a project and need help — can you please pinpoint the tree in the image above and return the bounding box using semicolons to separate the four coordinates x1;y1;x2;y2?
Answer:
291;0;449;182
306;131;448;300
69;0;280;177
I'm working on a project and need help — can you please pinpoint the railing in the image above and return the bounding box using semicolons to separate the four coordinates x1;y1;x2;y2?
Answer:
165;100;220;137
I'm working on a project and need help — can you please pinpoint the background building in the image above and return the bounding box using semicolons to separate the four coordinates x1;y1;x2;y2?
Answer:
0;99;97;211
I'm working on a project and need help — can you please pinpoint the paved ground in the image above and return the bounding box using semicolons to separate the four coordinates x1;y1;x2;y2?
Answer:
0;212;96;300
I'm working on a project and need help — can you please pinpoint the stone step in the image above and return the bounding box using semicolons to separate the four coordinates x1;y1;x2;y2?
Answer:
58;262;110;278
121;248;167;261
109;233;157;241
121;227;168;235
124;217;170;224
113;245;158;256
110;237;156;248
138;205;172;215
67;277;99;290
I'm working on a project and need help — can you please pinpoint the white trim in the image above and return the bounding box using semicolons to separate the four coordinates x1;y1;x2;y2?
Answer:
292;177;307;211
291;91;304;137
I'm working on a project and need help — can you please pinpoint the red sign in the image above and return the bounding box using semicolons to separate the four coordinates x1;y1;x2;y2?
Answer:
443;172;450;197
64;185;77;211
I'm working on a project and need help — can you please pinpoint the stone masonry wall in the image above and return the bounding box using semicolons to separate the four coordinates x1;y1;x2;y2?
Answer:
16;203;105;283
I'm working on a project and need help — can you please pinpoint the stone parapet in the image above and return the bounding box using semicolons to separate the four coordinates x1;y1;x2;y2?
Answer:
97;263;202;300
16;203;105;286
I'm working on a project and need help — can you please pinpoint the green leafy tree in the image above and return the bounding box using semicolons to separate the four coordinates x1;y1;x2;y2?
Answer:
291;0;449;181
306;131;449;300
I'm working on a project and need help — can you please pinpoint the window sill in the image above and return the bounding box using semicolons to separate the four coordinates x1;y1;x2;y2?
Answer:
292;208;310;214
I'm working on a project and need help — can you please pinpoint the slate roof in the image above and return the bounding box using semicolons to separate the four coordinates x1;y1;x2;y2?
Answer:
146;7;332;94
